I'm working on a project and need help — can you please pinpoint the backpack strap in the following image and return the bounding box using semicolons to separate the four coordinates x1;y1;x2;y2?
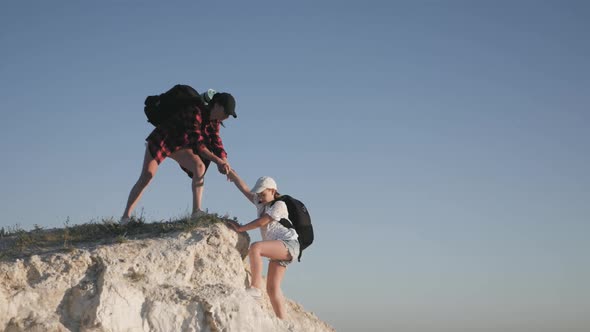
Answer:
271;198;293;229
278;218;293;229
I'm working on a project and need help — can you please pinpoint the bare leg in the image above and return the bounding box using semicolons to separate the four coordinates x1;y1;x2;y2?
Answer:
248;240;291;290
122;147;159;219
267;261;288;319
169;148;206;214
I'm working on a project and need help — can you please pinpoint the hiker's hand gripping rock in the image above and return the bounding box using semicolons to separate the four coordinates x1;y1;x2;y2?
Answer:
226;221;242;232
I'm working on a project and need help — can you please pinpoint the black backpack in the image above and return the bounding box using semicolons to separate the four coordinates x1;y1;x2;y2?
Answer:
274;195;314;262
144;84;205;127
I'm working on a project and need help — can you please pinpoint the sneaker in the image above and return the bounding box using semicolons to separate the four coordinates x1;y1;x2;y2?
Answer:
191;210;208;220
246;287;263;300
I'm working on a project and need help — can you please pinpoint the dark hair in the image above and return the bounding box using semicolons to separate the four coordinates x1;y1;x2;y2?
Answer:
274;191;281;199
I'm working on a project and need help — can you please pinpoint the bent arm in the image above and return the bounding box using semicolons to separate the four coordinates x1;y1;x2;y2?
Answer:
198;146;226;166
236;214;273;232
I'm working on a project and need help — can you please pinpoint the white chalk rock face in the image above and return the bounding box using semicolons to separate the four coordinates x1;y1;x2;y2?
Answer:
0;223;334;332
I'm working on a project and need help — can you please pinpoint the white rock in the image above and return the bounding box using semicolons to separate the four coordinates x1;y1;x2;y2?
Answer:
0;223;334;332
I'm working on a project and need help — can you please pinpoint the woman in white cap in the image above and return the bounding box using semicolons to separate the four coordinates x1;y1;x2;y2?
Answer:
227;171;299;320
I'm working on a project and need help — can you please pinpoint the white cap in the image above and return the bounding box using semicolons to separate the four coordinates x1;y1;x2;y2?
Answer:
251;176;278;193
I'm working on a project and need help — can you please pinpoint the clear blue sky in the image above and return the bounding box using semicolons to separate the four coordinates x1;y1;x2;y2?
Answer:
1;1;589;331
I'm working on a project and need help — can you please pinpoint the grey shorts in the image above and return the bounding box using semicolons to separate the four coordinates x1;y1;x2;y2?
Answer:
271;239;300;267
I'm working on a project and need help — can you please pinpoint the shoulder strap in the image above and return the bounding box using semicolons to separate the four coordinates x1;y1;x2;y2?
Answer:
271;197;294;228
278;218;293;229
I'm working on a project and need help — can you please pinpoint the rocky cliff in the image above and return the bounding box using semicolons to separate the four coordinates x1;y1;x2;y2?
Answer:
0;218;334;332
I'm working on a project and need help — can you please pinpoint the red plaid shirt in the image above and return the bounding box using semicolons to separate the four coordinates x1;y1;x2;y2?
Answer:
146;104;227;165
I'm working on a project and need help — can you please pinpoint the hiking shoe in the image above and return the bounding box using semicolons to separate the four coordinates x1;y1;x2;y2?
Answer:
191;210;208;220
246;287;263;300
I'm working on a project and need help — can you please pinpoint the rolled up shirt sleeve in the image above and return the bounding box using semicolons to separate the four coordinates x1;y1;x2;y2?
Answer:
266;201;289;221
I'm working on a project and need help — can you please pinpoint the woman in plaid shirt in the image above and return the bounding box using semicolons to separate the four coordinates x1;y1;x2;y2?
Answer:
121;90;237;224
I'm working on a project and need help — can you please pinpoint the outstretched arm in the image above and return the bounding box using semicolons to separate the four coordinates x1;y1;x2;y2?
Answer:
198;147;231;174
227;169;255;203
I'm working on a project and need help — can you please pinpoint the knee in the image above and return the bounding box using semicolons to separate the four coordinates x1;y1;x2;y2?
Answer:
249;242;262;256
195;161;206;176
192;176;204;188
191;163;206;188
193;157;206;176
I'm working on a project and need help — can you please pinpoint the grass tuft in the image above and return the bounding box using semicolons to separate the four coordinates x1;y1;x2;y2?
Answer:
0;212;234;261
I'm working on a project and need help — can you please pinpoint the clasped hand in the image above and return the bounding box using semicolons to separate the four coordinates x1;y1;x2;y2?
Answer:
217;161;231;175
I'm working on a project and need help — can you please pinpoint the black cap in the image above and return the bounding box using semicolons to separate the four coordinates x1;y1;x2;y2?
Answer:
215;92;237;118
